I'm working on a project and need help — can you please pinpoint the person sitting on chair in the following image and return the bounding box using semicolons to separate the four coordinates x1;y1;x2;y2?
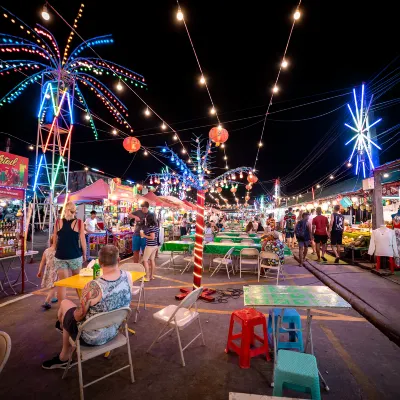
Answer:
42;245;133;370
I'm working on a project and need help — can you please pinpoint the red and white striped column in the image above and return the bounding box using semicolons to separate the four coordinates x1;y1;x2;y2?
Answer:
193;190;205;289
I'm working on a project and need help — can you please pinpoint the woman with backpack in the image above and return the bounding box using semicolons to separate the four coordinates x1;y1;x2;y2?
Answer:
295;212;311;266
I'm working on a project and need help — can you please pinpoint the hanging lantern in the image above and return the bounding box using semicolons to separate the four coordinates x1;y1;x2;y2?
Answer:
247;174;258;184
245;195;250;201
209;126;229;146
245;184;252;190
360;204;366;211
217;187;222;193
230;187;237;193
123;136;141;153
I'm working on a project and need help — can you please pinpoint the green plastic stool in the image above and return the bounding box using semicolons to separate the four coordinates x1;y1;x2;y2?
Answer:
273;350;321;400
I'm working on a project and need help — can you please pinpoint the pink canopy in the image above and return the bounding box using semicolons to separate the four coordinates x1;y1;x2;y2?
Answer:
182;199;196;210
144;192;171;207
57;179;109;204
159;195;192;210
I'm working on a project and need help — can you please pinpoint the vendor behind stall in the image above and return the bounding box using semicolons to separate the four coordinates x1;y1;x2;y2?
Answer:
129;201;153;263
84;210;101;233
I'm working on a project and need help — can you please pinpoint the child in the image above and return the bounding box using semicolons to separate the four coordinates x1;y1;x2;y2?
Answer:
140;214;159;281
37;237;58;310
204;222;214;243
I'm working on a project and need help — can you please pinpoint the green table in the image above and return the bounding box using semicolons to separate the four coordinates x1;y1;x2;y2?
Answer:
214;236;261;244
217;232;257;237
160;241;194;252
244;285;350;391
181;234;196;241
204;242;261;256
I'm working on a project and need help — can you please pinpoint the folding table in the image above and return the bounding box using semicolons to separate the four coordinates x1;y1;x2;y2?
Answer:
243;285;351;391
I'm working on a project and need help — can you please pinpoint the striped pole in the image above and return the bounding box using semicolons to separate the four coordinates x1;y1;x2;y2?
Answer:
193;190;205;289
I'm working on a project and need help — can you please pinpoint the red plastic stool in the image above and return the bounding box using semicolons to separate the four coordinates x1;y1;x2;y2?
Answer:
225;308;271;369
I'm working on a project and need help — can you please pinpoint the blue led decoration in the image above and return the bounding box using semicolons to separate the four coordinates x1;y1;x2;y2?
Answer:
345;84;382;178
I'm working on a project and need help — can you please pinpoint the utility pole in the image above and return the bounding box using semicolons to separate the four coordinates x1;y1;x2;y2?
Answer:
372;169;383;229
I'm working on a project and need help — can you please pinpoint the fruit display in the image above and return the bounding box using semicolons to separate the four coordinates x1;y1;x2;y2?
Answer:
343;235;369;248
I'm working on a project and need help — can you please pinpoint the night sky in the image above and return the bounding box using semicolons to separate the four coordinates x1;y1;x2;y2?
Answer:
1;0;399;203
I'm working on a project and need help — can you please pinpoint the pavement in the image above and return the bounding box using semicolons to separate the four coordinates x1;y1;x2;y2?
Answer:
1;235;400;399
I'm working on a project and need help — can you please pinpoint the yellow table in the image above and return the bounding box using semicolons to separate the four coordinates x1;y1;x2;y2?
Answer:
55;271;146;297
55;270;146;339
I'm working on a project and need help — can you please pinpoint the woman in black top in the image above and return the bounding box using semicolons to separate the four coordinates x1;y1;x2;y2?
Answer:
53;201;87;302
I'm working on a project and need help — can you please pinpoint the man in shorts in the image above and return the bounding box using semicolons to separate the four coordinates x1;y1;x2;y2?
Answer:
329;204;344;263
295;212;311;266
283;207;296;248
129;201;153;263
312;207;329;262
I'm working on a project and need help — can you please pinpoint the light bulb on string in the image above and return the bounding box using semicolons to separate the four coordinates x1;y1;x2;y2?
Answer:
143;150;148;156
330;175;334;180
210;107;216;115
281;59;288;68
272;86;279;93
258;142;263;147
294;10;301;20
347;162;352;167
316;184;321;189
116;81;123;91
144;107;150;116
112;129;117;135
161;122;166;130
173;134;178;141
41;4;50;20
199;76;206;85
181;148;186;154
177;9;184;21
28;145;34;150
84;167;89;171
221;143;225;148
45;93;51;99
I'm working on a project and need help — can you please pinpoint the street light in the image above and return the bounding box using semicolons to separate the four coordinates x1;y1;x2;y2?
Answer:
41;4;50;21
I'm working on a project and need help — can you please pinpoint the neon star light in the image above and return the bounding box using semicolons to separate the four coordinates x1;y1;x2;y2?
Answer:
345;84;382;177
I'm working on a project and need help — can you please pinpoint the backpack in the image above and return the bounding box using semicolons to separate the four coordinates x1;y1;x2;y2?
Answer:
295;220;306;241
286;214;295;230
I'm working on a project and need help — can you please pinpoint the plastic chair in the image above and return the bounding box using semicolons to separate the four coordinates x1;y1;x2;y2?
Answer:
225;308;270;369
273;350;321;399
181;256;194;274
221;239;234;244
0;331;11;375
120;263;146;323
146;287;205;366
239;248;259;278
259;251;285;284
241;239;254;245
62;308;134;400
268;308;304;352
210;248;235;278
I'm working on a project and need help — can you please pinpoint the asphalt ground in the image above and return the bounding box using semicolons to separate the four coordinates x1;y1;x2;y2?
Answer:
1;243;400;399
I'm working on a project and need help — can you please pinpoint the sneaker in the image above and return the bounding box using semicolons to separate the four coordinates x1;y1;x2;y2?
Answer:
55;320;63;334
321;256;327;262
144;278;150;282
334;257;340;264
41;302;51;310
51;298;58;303
42;354;68;370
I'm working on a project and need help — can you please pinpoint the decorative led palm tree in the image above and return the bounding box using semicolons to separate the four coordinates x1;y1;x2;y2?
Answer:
0;5;146;235
148;136;255;289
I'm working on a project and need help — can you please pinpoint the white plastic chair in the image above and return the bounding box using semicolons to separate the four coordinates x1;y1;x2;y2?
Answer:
146;287;205;366
62;308;134;400
221;239;234;244
181;255;194;274
210;248;235;278
239;248;259;278
241;239;254;245
259;251;285;285
120;263;146;323
0;331;11;375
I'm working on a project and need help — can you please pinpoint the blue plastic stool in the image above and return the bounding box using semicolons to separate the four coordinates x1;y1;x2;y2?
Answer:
268;308;304;352
273;350;321;399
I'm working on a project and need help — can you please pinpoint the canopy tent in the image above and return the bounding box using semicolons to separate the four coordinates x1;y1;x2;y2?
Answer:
57;179;109;204
182;199;196;211
144;192;172;207
159;195;191;210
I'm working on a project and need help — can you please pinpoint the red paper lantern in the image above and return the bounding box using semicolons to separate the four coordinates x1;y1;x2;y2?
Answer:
230;187;237;193
247;174;258;184
245;195;250;201
123;136;141;153
245;184;252;190
209;127;229;147
217;187;222;193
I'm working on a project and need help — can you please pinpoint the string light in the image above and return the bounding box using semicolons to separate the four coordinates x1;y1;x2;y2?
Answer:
273;86;279;93
112;129;117;135
144;107;150;116
144;150;148;156
45;93;51;99
84;166;89;171
221;143;225;148
383;173;389;178
116;81;123;91
329;175;334;180
210;107;216;115
258;142;263;147
316;184;321;188
28;145;34;150
84;114;90;120
199;75;206;84
41;4;50;21
347;162;352;167
294;10;301;20
281;60;288;68
223;156;227;160
177;9;184;21
181;148;187;154
173;134;178;140
161;122;166;130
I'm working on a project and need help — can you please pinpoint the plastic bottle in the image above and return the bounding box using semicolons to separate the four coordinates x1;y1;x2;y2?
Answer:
92;259;101;280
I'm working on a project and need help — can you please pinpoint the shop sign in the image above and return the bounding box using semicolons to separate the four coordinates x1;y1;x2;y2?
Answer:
0;186;25;200
382;185;399;196
0;151;29;189
109;180;133;201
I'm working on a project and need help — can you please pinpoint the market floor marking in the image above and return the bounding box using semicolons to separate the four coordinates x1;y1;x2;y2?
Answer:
320;323;381;399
